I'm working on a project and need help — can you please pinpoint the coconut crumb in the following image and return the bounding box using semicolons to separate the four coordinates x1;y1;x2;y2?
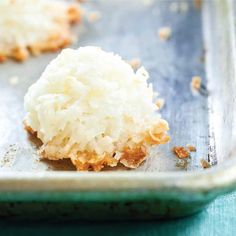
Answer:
169;2;179;12
156;98;165;110
173;146;190;159
191;76;201;93
158;27;172;41
194;0;202;9
186;144;196;152
9;76;19;86
87;11;101;23
142;0;154;6
128;58;141;70
179;2;189;12
170;2;189;13
200;158;211;169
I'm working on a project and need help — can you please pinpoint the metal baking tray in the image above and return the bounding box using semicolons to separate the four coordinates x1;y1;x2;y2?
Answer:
0;0;236;220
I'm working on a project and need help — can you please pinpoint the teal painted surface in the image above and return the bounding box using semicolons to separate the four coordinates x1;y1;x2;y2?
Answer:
1;191;236;235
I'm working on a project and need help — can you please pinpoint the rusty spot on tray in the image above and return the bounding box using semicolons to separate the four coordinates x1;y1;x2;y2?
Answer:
200;158;211;169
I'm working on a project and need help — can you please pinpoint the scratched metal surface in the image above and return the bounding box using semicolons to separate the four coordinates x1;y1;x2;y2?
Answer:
0;0;209;172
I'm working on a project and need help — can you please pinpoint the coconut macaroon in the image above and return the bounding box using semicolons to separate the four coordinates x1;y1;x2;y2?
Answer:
0;0;81;62
24;46;170;171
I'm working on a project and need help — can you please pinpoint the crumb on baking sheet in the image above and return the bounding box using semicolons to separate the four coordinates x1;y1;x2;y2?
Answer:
186;144;196;152
153;91;159;98
142;0;154;6
200;158;211;169
87;11;101;23
194;0;202;9
128;58;141;70
169;2;179;12
169;2;189;13
158;27;172;41
156;98;165;110
9;76;19;86
173;146;190;159
179;2;189;12
191;76;201;93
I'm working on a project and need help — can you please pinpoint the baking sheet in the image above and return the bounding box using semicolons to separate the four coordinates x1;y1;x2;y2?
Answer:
0;0;208;172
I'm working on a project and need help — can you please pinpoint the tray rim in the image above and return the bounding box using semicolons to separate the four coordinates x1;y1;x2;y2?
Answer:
0;158;236;194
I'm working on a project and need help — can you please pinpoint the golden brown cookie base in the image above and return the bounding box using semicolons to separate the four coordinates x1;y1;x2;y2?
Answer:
24;119;170;171
0;5;82;63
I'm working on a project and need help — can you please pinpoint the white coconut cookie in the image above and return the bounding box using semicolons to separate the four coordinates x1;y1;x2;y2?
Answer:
0;0;81;62
24;46;170;171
